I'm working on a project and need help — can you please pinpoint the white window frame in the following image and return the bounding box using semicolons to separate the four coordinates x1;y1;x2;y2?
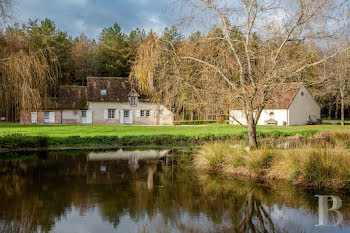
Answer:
81;111;87;118
130;97;136;106
146;110;150;117
31;112;38;124
140;110;145;117
44;112;50;123
101;89;107;95
108;109;115;119
124;110;129;118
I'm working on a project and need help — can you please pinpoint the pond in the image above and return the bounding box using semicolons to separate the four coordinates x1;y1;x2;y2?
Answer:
0;148;349;233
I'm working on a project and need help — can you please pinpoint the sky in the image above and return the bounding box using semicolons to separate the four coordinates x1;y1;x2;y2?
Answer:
13;0;176;39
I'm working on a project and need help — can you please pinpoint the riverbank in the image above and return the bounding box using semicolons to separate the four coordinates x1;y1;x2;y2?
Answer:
193;131;350;190
1;124;349;150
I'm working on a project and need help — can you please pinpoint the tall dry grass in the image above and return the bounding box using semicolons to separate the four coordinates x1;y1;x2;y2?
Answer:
194;134;350;189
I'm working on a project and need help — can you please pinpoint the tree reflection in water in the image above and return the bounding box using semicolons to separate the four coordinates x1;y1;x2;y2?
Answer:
0;149;348;233
240;194;275;233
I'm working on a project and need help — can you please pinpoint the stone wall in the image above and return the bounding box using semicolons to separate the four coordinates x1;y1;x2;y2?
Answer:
20;111;62;125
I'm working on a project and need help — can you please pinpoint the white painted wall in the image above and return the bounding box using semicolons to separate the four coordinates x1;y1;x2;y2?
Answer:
229;86;321;126
288;86;321;125
229;109;288;126
62;110;81;124
88;102;174;125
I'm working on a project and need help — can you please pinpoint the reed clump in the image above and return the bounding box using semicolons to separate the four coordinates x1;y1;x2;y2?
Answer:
316;130;350;148
194;140;350;189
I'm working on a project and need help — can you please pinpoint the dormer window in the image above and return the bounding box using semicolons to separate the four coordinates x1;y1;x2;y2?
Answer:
101;89;107;95
130;97;137;106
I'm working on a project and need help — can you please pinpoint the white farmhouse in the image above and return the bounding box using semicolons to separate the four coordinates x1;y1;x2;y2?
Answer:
20;77;174;125
229;83;321;126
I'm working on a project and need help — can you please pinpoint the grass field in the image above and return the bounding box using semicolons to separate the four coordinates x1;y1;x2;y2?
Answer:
1;124;350;138
1;124;350;150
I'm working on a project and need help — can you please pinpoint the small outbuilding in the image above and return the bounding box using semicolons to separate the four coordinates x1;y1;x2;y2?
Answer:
229;83;321;126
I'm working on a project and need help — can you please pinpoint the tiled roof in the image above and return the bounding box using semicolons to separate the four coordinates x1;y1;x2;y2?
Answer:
87;77;133;102
58;86;88;110
232;82;304;110
38;77;151;110
265;82;303;109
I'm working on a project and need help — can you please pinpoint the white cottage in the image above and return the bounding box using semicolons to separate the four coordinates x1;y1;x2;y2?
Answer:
229;83;321;126
86;77;173;125
20;77;174;125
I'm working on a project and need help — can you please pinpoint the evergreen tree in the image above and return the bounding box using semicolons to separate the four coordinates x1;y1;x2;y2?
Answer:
96;23;131;77
25;18;74;84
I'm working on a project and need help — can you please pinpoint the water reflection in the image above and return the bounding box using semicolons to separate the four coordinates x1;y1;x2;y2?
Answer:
0;149;349;233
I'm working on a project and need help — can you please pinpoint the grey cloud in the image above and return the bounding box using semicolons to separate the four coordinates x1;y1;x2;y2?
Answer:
14;0;176;38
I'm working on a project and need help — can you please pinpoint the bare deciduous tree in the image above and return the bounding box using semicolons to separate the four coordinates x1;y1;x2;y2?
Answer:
133;0;350;148
0;0;12;23
320;46;350;126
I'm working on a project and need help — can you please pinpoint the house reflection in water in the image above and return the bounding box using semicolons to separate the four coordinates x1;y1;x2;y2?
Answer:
88;149;171;161
128;155;139;173
147;165;157;190
87;149;171;185
100;165;106;173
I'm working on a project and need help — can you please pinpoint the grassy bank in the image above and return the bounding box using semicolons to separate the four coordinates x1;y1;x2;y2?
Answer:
193;131;350;189
0;124;349;150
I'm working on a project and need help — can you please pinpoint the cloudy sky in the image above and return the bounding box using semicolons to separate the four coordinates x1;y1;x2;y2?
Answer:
13;0;176;39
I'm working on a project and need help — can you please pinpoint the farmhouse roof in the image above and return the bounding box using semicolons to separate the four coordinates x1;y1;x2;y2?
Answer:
58;86;88;110
87;77;137;102
232;82;305;110
40;98;60;110
265;82;304;109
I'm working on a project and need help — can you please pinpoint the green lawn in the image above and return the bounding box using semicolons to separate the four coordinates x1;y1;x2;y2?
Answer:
1;124;349;138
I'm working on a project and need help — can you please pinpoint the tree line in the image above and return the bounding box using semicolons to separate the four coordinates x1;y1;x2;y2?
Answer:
1;18;148;86
0;0;350;148
0;13;180;120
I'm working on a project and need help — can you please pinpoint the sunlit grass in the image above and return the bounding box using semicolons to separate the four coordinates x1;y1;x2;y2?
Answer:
194;133;350;189
0;124;349;138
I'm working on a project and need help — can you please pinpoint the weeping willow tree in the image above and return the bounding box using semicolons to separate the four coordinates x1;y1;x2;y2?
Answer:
0;32;58;121
131;31;231;121
0;0;57;122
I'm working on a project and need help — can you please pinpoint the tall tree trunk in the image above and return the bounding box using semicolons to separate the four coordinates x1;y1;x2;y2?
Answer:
341;91;345;126
247;112;258;149
182;106;185;120
328;101;332;119
335;97;339;119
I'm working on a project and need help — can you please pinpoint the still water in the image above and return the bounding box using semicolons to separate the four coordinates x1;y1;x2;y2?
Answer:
0;148;349;233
